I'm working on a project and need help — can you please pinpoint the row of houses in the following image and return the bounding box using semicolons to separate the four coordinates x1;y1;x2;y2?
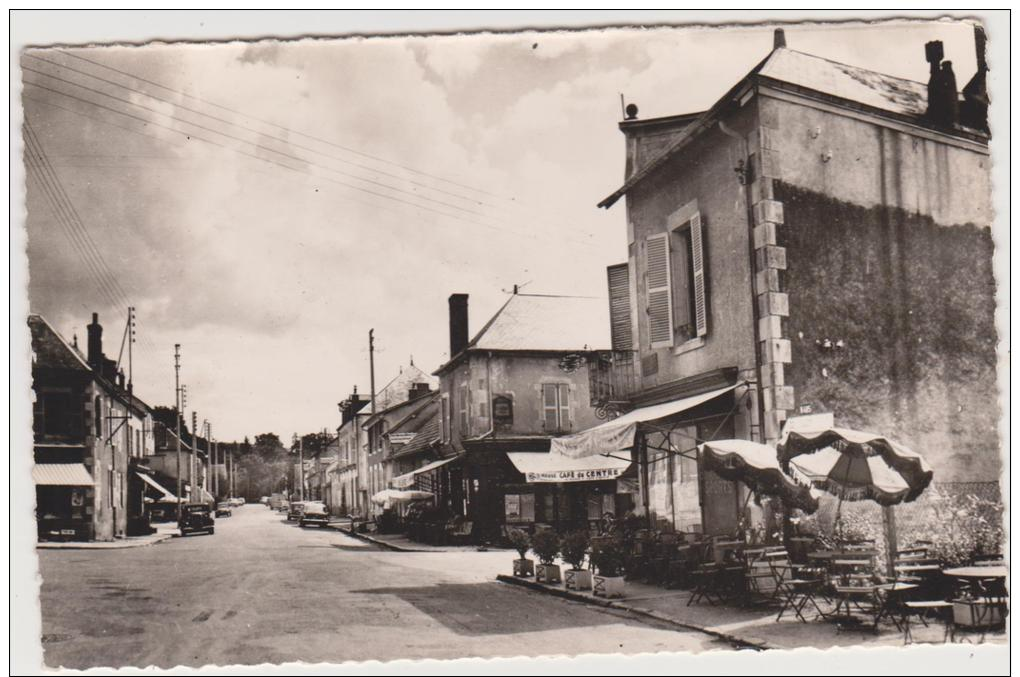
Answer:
303;28;998;545
30;312;229;541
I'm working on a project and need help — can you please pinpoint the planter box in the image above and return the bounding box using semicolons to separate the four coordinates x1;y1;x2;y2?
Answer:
953;599;1005;628
536;563;562;584
513;558;535;577
593;574;625;599
565;568;593;591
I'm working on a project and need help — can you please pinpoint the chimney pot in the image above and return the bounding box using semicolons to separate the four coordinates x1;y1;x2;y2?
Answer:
773;28;786;49
87;313;103;368
449;293;469;358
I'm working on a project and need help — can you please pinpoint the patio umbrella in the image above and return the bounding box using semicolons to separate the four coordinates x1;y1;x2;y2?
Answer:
371;489;434;508
778;427;933;506
700;439;819;514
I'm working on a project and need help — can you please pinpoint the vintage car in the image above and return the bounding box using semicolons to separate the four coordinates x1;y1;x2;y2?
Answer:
179;503;215;536
215;502;233;518
299;501;330;528
286;501;305;521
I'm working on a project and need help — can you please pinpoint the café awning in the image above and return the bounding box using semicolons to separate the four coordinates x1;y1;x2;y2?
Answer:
549;384;739;458
136;472;177;501
32;463;94;487
507;450;632;483
392;456;459;489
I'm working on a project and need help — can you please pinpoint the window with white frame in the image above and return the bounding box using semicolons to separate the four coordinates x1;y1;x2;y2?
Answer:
645;211;707;348
542;383;571;432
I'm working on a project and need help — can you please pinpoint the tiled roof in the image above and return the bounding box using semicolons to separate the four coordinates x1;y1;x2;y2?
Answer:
467;294;611;353
28;315;90;372
389;415;441;460
760;48;927;118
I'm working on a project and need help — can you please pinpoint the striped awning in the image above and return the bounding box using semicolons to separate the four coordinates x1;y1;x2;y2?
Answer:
32;463;94;487
136;472;177;501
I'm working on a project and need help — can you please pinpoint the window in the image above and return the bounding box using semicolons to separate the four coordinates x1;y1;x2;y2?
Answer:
542;383;571;432
645;212;707;348
37;391;83;437
440;395;451;442
94;396;103;437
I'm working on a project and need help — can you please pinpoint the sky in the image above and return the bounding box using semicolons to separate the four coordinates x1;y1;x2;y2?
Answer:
20;18;983;441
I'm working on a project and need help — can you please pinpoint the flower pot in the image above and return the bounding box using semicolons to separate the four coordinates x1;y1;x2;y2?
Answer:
565;568;592;591
593;574;625;599
513;558;535;577
536;563;562;584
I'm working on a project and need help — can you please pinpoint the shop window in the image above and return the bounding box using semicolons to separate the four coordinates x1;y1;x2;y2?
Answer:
504;493;535;523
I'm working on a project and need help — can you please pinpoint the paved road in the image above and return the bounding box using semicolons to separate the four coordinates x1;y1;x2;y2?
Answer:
38;506;725;668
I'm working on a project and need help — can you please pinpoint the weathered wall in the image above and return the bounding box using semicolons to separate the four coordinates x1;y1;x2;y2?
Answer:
625;104;758;390
777;181;1000;482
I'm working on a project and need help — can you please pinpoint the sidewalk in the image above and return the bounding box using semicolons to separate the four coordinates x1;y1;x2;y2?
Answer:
327;519;508;554
37;523;177;550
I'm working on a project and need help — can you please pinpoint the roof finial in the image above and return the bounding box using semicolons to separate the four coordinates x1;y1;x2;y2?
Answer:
774;27;787;49
410;354;414;367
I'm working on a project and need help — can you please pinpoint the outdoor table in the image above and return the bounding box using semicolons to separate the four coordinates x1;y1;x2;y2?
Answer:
944;566;1008;633
943;566;1008;579
895;564;942;573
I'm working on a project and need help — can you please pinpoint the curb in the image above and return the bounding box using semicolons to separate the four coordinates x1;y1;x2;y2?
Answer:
495;574;774;651
37;533;175;550
327;525;426;552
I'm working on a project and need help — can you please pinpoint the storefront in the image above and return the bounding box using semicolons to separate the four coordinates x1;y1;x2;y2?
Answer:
33;463;95;541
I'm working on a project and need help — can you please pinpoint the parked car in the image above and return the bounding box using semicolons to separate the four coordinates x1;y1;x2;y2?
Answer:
215;502;233;518
299;502;330;528
260;496;270;505
286;501;305;521
228;497;245;507
179;503;215;536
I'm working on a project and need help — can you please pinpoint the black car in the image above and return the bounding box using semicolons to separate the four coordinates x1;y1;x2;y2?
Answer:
179;503;215;536
299;502;330;528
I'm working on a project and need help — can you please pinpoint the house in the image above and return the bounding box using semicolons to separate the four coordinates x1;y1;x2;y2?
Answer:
579;27;995;535
149;411;212;509
30;313;160;541
362;381;435;517
329;387;371;517
432;292;620;542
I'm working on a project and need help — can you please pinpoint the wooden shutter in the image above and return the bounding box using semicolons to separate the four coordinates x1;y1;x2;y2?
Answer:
542;384;558;431
606;263;633;351
690;213;708;337
558;384;570;431
645;233;673;347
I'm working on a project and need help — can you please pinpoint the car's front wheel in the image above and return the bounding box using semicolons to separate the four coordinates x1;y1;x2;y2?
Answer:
208;528;215;535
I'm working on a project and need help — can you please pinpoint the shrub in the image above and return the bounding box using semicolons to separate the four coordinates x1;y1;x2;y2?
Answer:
591;536;626;577
507;528;531;560
560;530;590;571
530;528;561;565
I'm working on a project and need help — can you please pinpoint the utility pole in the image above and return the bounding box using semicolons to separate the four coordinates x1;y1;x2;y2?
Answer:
369;329;376;414
299;435;305;501
204;421;211;495
228;445;234;499
191;411;199;502
212;437;218;499
174;345;182;519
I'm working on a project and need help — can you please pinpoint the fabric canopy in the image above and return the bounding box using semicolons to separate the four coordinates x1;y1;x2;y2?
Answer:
507;450;631;483
136;472;176;501
371;489;434;508
33;463;94;486
391;456;459;489
779;427;933;504
550;384;738;458
699;439;818;514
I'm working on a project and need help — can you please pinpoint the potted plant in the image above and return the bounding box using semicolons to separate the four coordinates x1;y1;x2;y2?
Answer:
591;535;626;598
507;528;534;577
531;528;562;584
561;530;592;590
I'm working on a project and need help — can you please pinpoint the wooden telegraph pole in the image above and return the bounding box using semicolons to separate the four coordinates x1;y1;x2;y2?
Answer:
174;345;183;519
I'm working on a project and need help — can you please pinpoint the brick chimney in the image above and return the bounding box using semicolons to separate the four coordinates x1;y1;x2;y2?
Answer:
87;312;103;368
925;40;959;127
408;382;431;401
961;24;989;132
773;27;786;49
449;293;469;358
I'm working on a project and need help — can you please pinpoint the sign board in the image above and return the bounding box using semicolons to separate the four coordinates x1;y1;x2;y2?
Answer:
524;466;626;483
388;432;416;445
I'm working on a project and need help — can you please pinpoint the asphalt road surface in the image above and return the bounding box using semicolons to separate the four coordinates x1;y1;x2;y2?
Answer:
37;505;725;669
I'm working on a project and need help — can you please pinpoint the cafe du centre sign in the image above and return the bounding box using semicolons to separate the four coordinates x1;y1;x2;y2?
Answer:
524;466;627;483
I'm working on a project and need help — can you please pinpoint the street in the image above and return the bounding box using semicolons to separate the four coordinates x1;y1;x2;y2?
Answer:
37;505;725;669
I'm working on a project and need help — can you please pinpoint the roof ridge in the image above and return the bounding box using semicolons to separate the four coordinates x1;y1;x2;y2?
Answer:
780;46;929;89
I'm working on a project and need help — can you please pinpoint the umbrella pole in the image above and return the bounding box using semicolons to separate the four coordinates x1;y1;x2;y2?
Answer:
882;505;898;577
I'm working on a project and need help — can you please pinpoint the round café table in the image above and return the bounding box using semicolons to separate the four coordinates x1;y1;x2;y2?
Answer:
943;566;1007;579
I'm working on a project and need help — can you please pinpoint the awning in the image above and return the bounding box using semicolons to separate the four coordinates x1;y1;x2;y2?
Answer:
392;456;459;489
136;472;177;501
371;489;434;507
32;463;94;487
550;384;739;458
507;450;631;483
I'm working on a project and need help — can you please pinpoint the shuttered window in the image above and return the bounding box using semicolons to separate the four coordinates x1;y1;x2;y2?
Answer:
668;211;708;342
542;383;570;432
458;383;469;431
645;233;674;347
606;263;633;351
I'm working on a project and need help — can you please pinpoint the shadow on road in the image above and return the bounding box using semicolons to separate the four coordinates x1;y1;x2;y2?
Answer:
350;582;634;636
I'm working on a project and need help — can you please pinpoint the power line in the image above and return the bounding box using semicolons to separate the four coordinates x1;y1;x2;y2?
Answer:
57;49;514;202
23;64;501;224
